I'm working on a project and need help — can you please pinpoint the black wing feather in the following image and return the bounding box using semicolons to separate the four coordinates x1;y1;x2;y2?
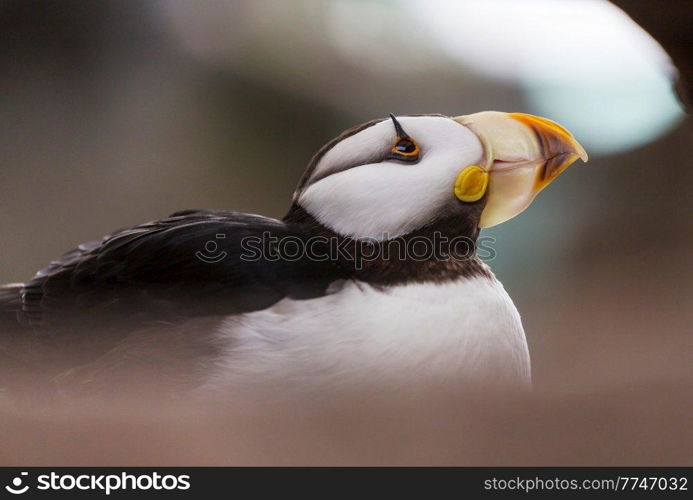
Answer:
15;210;344;331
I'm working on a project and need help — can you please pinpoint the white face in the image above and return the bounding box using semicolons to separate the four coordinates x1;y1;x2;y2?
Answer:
296;116;484;240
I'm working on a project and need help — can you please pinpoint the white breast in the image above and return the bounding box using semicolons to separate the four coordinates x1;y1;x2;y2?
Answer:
204;276;531;395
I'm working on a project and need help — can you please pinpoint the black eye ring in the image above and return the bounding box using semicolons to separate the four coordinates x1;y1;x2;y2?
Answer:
388;114;420;163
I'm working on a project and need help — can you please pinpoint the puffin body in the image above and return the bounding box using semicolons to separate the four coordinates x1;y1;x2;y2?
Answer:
208;275;529;394
0;112;586;397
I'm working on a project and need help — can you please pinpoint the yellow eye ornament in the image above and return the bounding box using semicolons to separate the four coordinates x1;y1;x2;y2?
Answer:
454;165;489;203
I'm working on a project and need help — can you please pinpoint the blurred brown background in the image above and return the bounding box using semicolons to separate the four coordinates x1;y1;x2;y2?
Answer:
0;0;691;465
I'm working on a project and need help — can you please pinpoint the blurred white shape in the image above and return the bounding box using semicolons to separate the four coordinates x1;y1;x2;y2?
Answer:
411;0;684;154
411;0;672;83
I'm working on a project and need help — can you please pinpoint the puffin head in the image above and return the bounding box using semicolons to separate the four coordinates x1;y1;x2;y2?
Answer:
291;112;587;240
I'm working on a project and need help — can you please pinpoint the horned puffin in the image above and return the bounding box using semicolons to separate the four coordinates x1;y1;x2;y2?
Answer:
0;112;587;397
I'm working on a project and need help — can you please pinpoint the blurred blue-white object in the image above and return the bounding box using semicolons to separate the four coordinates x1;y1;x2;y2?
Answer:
411;0;684;155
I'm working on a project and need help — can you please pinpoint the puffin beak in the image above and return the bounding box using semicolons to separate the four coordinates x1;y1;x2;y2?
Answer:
454;111;588;228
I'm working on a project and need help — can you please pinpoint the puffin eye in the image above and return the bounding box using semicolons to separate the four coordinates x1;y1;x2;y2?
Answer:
388;137;420;163
395;139;416;154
